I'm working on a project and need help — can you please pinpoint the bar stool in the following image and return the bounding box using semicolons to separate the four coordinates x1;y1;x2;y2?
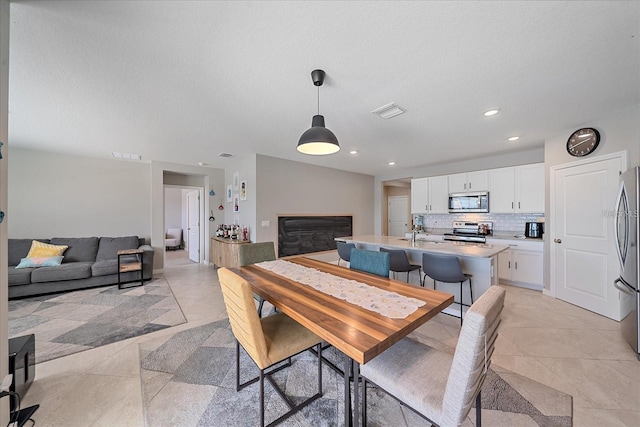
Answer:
421;252;473;325
336;242;356;266
379;247;421;283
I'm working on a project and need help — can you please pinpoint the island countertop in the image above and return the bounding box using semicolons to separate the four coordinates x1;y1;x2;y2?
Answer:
336;235;508;258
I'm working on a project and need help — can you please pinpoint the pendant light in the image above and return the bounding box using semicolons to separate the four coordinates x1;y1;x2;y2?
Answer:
297;69;340;155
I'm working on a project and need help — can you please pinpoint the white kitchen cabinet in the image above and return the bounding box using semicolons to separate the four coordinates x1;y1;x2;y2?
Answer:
489;163;544;213
411;175;448;214
493;239;543;290
448;171;488;193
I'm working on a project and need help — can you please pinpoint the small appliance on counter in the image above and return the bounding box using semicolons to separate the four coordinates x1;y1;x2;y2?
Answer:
444;221;493;243
525;221;544;238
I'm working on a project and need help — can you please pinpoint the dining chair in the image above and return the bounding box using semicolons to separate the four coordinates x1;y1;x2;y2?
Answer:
238;241;276;317
217;268;323;427
336;241;356;266
349;248;390;278
380;247;421;283
422;252;473;325
360;286;506;427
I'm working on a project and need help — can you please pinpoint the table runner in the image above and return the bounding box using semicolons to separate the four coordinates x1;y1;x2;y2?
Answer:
255;260;425;319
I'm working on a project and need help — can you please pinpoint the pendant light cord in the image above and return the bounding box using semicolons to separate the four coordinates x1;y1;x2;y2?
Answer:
317;85;320;115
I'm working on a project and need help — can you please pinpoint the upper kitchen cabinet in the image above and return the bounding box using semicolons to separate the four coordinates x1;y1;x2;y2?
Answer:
448;170;489;193
489;163;544;213
411;175;449;214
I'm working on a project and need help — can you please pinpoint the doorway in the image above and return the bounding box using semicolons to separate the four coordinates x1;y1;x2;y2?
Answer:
550;151;628;320
187;191;200;263
163;184;205;266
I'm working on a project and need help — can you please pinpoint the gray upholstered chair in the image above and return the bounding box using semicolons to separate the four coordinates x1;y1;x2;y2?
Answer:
164;228;182;250
336;242;356;266
360;286;506;427
380;247;421;283
422;252;473;325
238;241;276;317
217;268;323;427
349;248;390;278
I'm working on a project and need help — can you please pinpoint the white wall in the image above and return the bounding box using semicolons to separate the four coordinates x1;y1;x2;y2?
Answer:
542;104;640;290
255;154;375;247
164;187;183;230
8;148;151;238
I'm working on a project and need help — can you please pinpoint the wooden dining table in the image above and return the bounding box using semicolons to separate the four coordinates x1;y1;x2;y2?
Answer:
232;256;454;426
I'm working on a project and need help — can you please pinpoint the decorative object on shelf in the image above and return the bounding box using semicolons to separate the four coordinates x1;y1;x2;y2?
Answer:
209;189;215;196
566;127;600;157
297;69;340;155
209;210;215;222
240;180;247;200
233;193;239;212
226;184;232;202
0;211;4;223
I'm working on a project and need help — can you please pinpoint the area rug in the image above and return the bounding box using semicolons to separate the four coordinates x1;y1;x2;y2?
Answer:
8;276;187;364
139;318;573;427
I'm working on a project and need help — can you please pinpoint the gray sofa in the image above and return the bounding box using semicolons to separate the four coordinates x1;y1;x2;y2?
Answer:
8;236;154;299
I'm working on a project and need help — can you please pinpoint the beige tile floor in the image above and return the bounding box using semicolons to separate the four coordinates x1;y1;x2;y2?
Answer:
16;257;640;427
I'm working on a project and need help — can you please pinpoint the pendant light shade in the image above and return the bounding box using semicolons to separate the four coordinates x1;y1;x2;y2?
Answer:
297;69;340;155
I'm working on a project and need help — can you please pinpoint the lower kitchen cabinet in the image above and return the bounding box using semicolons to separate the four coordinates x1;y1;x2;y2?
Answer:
493;240;544;290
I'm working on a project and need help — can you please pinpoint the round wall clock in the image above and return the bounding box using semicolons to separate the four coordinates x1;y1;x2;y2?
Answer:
566;128;600;157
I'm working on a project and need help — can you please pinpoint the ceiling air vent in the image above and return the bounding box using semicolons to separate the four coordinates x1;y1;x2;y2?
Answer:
218;152;234;158
371;102;406;119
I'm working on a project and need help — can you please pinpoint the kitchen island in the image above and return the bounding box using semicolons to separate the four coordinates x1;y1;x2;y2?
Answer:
336;235;508;317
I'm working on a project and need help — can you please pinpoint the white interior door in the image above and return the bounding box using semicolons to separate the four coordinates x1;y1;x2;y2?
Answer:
388;196;409;237
552;155;623;320
187;191;200;263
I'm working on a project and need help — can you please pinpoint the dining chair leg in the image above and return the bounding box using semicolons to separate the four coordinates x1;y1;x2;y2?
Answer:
469;277;474;303
235;340;241;392
260;369;265;427
362;377;368;427
353;361;360;427
258;298;265;318
344;355;352;427
476;390;482;427
460;281;464;326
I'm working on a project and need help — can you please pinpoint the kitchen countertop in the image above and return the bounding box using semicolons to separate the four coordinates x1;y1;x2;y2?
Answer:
413;229;544;242
337;235;508;258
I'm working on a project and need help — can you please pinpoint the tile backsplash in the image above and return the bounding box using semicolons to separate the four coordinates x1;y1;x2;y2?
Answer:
416;212;544;233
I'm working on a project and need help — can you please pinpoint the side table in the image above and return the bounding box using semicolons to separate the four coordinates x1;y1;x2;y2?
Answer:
117;248;144;289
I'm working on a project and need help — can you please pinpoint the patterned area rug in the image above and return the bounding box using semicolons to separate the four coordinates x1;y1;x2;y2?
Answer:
8;276;186;363
139;319;572;427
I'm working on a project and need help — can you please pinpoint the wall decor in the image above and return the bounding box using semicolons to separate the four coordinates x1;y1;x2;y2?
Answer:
226;185;232;202
233;171;240;190
233;193;239;212
209;188;215;196
240;181;247;200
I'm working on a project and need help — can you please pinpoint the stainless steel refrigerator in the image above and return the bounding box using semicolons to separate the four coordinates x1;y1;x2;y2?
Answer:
614;166;640;360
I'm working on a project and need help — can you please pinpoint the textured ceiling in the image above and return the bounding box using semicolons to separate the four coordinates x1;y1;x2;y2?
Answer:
7;1;640;176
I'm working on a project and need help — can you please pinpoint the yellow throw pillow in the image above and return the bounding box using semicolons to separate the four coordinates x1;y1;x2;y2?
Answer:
26;240;68;258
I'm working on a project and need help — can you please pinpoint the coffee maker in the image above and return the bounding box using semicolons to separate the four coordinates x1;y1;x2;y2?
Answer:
525;222;544;238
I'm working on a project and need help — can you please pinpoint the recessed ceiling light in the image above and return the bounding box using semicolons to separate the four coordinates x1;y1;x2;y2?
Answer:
388;161;396;166
508;136;520;141
350;150;358;155
483;109;500;117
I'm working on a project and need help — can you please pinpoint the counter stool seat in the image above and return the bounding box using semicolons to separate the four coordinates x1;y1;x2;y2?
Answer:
380;247;421;283
422;252;473;325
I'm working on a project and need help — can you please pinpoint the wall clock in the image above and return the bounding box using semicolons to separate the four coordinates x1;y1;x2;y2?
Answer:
566;128;600;157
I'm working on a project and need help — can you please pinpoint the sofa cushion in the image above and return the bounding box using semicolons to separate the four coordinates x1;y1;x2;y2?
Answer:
50;237;99;263
96;236;139;261
8;266;33;286
9;239;49;267
16;256;64;269
26;240;68;258
91;255;137;277
31;262;93;283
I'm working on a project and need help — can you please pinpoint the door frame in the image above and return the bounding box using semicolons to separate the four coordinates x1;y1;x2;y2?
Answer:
549;150;628;298
163;184;205;265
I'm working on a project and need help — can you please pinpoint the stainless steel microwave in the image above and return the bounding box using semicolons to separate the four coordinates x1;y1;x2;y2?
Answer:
448;192;489;213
